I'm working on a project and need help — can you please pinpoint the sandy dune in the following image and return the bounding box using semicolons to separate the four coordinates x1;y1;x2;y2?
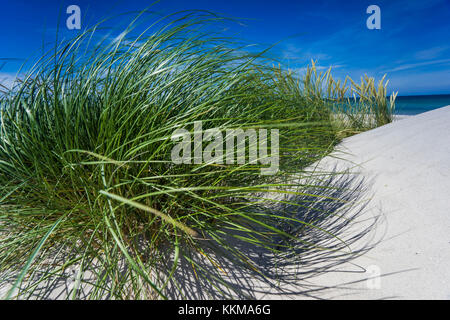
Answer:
286;105;450;299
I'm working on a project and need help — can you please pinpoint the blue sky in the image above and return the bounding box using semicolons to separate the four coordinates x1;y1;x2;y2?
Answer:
1;0;449;95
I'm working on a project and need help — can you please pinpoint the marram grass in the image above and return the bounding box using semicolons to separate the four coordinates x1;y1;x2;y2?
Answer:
0;12;393;299
301;61;397;136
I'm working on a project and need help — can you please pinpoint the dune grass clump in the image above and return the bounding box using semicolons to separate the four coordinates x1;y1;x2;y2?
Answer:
0;13;342;299
329;74;397;135
289;61;396;137
267;61;396;138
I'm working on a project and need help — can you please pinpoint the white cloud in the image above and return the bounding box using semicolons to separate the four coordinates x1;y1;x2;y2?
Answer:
0;72;19;90
414;46;449;60
383;59;450;73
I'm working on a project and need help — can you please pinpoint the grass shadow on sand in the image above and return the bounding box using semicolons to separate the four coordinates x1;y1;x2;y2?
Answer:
160;167;388;299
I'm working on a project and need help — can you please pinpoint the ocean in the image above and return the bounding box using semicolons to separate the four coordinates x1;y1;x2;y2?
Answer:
394;94;450;115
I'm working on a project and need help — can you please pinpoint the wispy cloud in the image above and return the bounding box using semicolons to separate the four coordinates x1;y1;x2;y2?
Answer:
0;72;19;90
414;46;449;60
383;59;450;73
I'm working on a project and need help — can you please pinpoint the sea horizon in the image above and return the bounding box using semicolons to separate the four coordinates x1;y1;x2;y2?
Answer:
393;93;450;115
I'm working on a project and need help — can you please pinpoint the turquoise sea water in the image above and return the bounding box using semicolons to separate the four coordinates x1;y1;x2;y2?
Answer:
394;94;450;115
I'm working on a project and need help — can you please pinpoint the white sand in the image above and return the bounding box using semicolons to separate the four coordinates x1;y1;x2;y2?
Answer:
280;105;450;299
393;114;412;121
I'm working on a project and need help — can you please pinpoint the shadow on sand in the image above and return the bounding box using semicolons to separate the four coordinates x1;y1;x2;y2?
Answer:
161;167;389;299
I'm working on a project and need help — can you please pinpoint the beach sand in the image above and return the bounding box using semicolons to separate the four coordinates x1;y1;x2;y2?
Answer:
274;105;450;299
394;114;412;121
